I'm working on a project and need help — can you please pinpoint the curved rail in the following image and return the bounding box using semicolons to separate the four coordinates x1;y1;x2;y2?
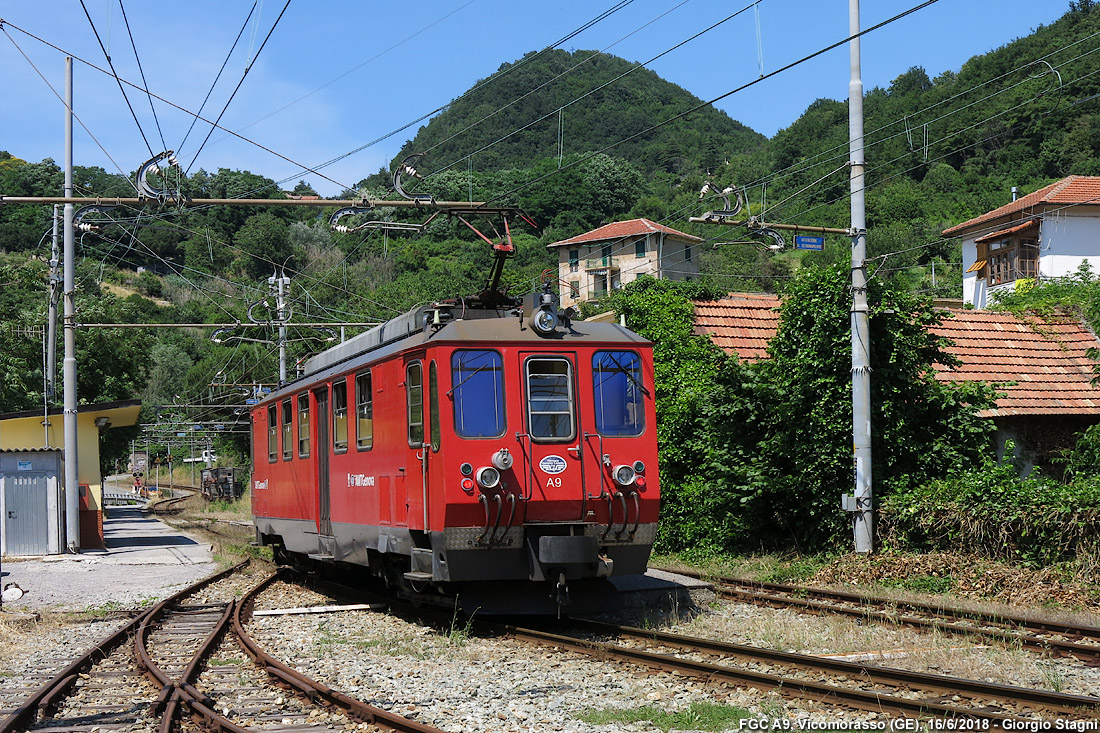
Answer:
232;569;446;733
0;559;248;733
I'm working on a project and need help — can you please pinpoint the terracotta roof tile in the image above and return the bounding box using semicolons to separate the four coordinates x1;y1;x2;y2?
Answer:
943;176;1100;236
692;294;781;363
549;218;703;247
693;294;1100;417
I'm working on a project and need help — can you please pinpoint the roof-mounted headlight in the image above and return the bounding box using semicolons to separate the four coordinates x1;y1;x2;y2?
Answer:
530;308;558;335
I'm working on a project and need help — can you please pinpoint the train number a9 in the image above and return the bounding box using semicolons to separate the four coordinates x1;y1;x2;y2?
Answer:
546;476;562;488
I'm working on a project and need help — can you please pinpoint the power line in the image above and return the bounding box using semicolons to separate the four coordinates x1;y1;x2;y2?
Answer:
287;0;642;182
78;0;154;158
481;0;941;206
117;0;166;152
177;1;259;156
2;19;352;192
186;0;294;174
2;27;138;192
420;0;704;163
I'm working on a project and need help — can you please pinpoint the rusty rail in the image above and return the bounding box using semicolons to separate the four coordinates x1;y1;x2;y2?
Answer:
232;569;445;733
0;559;248;733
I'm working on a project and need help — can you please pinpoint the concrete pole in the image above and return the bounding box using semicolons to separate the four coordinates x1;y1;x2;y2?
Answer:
62;57;80;553
272;272;290;385
47;205;59;399
849;0;873;553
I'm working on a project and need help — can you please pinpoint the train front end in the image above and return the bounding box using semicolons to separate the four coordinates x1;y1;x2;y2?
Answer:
426;298;660;614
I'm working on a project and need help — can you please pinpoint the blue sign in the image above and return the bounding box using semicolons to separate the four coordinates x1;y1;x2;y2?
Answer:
794;235;825;251
245;398;259;405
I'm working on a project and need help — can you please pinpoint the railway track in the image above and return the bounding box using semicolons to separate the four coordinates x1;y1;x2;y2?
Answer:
497;617;1100;727
658;567;1100;661
0;564;445;733
276;573;1100;728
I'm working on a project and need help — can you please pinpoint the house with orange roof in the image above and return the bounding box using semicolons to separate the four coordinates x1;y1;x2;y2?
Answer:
548;218;704;308
943;175;1100;309
693;294;1100;472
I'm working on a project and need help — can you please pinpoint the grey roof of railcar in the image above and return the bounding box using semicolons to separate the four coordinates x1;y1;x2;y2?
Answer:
261;312;647;405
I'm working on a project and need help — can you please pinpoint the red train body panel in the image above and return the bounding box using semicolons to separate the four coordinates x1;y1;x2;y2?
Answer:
251;299;660;613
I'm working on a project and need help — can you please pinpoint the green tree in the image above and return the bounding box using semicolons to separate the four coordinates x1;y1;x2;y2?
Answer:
233;212;293;280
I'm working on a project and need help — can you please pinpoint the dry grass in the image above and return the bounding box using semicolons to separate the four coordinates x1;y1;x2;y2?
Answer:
0;612;78;673
675;599;1098;696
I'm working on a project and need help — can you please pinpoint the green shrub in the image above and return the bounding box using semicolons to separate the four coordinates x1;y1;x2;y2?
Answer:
881;461;1100;566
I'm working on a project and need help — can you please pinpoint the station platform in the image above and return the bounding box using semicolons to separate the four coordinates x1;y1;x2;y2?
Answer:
0;504;217;613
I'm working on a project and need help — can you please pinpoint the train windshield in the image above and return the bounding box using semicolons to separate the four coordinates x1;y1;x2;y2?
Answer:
526;357;575;441
592;350;645;436
451;349;505;437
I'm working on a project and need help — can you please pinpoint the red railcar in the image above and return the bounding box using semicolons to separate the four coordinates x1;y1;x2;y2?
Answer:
250;291;659;614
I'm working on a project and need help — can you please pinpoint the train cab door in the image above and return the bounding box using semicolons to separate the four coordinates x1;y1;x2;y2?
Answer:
402;355;430;531
517;351;586;522
313;385;333;538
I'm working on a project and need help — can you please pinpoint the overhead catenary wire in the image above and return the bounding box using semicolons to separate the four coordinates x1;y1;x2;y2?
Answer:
78;0;154;159
479;0;941;207
177;1;259;156
288;0;643;183
418;0;706;162
220;0;477;140
715;21;1100;224
1;19;354;192
116;0;166;152
185;0;293;174
1;27;138;193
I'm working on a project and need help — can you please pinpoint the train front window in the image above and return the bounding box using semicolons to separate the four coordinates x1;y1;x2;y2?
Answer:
592;350;646;436
297;392;310;458
407;362;424;447
526;357;575;441
332;380;348;453
281;399;293;460
267;404;277;462
451;349;505;438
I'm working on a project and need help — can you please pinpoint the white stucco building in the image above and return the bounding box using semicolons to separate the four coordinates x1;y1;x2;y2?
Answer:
945;176;1100;309
547;218;703;308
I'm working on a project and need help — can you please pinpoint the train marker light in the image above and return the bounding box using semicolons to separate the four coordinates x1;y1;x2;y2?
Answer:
633;460;646;474
461;477;476;492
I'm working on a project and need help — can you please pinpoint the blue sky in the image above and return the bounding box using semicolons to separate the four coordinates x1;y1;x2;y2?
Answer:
0;1;1069;196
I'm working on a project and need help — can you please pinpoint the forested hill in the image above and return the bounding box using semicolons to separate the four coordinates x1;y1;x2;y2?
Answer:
757;2;1100;234
370;48;766;182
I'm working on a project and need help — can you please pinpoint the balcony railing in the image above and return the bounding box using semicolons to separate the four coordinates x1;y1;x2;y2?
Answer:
586;256;619;271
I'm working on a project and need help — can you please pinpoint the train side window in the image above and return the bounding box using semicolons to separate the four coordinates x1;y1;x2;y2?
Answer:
281;399;293;460
267;404;277;462
450;349;505;438
407;362;424;447
429;361;441;453
525;357;575;441
592;350;645;436
332;379;348;454
355;371;373;451
297;392;310;458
